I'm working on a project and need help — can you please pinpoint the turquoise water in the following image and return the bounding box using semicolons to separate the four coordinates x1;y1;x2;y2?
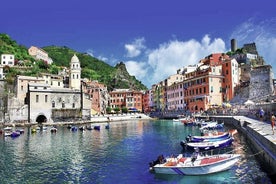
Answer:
0;120;272;184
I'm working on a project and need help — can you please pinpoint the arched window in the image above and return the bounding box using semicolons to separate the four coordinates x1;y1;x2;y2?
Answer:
52;101;55;108
73;74;75;79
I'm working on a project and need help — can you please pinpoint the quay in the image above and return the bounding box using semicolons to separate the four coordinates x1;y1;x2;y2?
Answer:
204;115;276;177
0;113;152;127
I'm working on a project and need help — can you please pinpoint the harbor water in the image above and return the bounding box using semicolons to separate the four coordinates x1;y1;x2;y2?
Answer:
0;119;272;184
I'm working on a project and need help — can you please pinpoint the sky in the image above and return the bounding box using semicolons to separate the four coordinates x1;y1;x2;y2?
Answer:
1;0;276;88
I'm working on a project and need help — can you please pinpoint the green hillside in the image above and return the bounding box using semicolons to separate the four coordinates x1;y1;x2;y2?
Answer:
0;33;148;91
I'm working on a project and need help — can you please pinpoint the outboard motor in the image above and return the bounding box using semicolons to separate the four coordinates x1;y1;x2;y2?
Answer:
149;155;165;169
186;134;192;142
180;140;187;149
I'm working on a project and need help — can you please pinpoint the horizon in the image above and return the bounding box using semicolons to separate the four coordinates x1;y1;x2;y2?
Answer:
1;0;276;88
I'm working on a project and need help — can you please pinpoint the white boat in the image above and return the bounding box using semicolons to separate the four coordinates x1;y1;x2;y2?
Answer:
180;137;234;151
199;122;224;131
149;153;241;175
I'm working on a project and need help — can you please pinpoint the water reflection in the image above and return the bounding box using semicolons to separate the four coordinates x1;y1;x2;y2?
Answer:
0;120;272;183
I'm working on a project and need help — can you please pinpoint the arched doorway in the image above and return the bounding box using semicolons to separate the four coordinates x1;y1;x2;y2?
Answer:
36;114;47;124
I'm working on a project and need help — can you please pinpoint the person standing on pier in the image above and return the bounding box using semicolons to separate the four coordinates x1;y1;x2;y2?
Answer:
259;108;265;121
271;113;275;135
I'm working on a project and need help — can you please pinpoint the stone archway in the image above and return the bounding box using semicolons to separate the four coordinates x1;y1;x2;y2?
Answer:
36;114;47;124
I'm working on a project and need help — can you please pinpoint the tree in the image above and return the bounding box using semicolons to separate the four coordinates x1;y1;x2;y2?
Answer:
121;107;128;113
114;107;120;114
106;106;112;114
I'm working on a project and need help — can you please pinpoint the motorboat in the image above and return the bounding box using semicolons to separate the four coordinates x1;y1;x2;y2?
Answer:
149;152;241;175
185;129;237;142
180;137;234;151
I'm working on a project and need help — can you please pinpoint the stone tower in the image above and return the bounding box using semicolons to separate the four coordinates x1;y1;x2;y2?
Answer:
69;54;81;90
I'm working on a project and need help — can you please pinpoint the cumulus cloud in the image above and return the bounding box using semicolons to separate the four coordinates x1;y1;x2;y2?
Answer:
125;61;148;80
230;17;276;68
124;37;146;58
144;35;226;87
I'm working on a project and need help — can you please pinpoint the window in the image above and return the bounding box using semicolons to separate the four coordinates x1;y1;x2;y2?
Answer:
62;101;65;108
45;95;48;103
52;101;55;108
36;95;39;103
211;86;213;93
21;86;23;91
72;103;75;108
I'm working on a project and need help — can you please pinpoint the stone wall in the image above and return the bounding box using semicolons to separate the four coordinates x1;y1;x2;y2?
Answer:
249;65;274;101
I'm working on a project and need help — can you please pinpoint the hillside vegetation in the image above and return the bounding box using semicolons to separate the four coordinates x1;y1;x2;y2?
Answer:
0;33;147;91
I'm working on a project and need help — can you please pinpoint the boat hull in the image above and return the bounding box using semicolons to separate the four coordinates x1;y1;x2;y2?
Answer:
181;137;234;151
187;132;230;142
153;154;240;175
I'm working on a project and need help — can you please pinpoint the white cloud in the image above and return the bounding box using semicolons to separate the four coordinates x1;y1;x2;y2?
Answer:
144;35;226;87
125;61;148;80
124;37;146;58
86;49;94;57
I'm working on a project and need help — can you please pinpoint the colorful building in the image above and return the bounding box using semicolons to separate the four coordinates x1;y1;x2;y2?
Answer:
109;89;143;112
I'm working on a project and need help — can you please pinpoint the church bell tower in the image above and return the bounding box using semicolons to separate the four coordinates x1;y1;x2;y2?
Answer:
69;54;81;90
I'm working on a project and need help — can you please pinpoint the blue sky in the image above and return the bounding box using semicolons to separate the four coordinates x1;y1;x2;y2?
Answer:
1;0;276;88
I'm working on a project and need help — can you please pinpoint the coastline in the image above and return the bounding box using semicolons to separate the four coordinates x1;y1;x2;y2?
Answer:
1;113;153;127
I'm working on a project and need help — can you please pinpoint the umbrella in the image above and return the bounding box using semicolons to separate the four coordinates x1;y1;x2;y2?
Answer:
244;100;255;106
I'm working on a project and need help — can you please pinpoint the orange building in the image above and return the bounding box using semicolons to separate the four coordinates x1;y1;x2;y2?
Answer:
109;89;143;112
183;53;239;112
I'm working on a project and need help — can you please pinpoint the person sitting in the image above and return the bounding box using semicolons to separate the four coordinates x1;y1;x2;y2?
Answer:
191;148;199;163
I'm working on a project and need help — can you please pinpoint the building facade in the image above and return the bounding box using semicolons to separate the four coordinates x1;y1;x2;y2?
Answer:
109;89;143;112
1;54;14;66
28;46;53;64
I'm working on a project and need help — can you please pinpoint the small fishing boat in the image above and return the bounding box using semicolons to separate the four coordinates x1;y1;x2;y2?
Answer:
50;126;57;133
79;126;86;131
71;126;78;131
180;137;234;151
199;122;224;131
10;131;21;137
149;152;241;175
185;130;237;143
16;129;25;134
94;125;100;131
86;125;93;130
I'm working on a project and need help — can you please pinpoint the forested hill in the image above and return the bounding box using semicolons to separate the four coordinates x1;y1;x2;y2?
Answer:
0;33;148;91
43;46;147;91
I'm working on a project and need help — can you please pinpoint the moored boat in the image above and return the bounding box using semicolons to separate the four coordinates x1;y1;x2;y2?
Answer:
94;125;101;131
180;137;234;151
186;129;237;143
10;131;20;137
50;126;57;133
149;152;241;175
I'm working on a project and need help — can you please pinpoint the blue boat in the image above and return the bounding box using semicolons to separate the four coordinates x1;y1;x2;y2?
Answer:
94;125;100;131
186;132;231;142
10;131;20;138
180;137;234;151
71;126;78;131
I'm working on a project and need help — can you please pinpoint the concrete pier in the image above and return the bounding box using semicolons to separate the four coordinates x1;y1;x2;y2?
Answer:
208;115;276;177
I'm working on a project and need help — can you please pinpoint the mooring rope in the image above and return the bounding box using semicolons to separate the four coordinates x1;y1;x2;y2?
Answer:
245;150;265;158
